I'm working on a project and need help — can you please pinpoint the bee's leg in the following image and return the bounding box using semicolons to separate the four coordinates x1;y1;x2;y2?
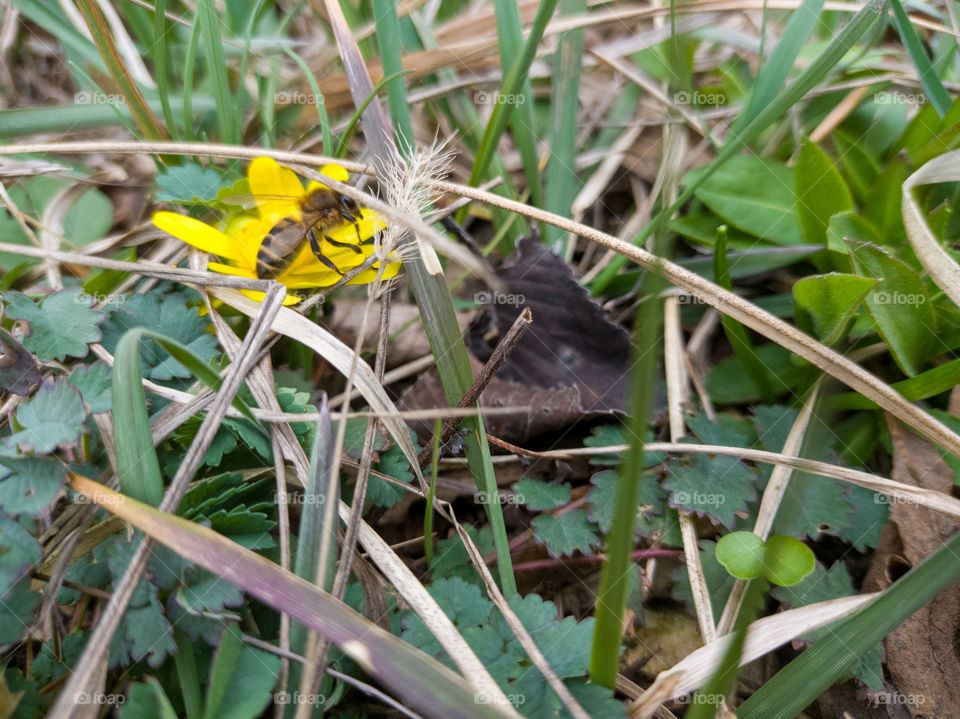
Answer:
325;235;363;254
340;212;363;243
309;231;344;275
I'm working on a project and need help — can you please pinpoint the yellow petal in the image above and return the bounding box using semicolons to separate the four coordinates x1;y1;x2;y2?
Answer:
153;211;247;261
248;156;304;222
239;288;303;306
206;262;258;278
345;261;402;285
304;163;351;194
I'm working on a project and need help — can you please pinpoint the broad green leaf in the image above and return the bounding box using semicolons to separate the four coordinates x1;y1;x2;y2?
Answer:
121;678;179;719
0;577;38;644
156;162;230;203
68;362;112;413
863;161;908;243
688;155;801;245
762;535;815;586
832;128;880;201
531;510;599;558
0;510;42;589
3;289;103;361
0;457;66;517
794;138;854;246
3;380;87;455
792;273;877;344
824;210;882;257
586;470;619;533
706;344;797;404
848;240;937;376
664;452;756;528
715;531;764;579
514;478;571;511
204;623;280;719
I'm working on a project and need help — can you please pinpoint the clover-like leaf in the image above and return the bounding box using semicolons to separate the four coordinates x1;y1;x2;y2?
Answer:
762;535;815;586
716;531;764;580
3;289;103;361
4;380;87;455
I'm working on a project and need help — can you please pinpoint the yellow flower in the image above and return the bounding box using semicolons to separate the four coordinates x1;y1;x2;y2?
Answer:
153;157;400;305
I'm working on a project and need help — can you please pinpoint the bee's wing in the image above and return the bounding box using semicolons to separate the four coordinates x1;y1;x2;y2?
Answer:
219;193;303;213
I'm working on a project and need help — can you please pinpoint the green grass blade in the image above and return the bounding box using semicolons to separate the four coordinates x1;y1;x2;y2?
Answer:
464;0;559;203
739;526;960;719
150;0;179;139
590;0;885;293
543;0;585;249
731;0;827;134
75;0;168;140
182;19;201;141
196;0;239;145
373;0;415;155
424;418;442;566
282;46;333;156
590;251;668;688
112;330;164;507
714;227;776;403
888;0;951;117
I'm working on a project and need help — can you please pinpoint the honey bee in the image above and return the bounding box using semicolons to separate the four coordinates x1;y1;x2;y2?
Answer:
254;188;366;279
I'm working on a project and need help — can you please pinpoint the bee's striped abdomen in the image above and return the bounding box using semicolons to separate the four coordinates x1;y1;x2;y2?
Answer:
256;217;306;278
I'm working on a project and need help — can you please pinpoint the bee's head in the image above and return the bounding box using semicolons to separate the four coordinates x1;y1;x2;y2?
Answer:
338;193;359;214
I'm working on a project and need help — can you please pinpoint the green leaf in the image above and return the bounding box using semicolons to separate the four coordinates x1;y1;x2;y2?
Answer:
121;678;179;719
514;478;571;511
156;162;229;202
863;161;908;243
32;632;88;684
664;452;756;528
0;577;39;644
586;470;618;534
531;510;599;558
0;457;66;517
832;128;880;201
706;344;797;404
794;138;854;246
366;440;416;508
68;362;112;413
3;380;87;455
175;567;244;615
204;623;280;719
792;273;877;344
3;289;104;361
716;531;764;579
824;210;882;259
762;535;815;586
109;592;175;668
672;540;735;619
688;156;802;245
99;293;219;380
848;240;937;376
430;525;495;584
0;510;42;589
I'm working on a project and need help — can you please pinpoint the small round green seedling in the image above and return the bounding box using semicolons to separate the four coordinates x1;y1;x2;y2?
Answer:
715;532;815;586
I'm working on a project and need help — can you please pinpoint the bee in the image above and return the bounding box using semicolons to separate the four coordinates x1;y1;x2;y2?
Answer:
254;188;366;279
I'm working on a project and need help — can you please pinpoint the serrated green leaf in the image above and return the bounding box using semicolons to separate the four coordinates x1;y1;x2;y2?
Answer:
0;577;39;644
176;567;244;615
0;511;41;590
430;525;496;584
3;380;87;455
0;457;66;517
531;510;599;558
3;289;103;361
68;362;112;413
109;592;175;668
586;470;618;533
206;508;276;550
31;632;88;684
365;439;417;508
706;344;796;404
664;452;756;528
514;478;570;511
99;293;219;380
